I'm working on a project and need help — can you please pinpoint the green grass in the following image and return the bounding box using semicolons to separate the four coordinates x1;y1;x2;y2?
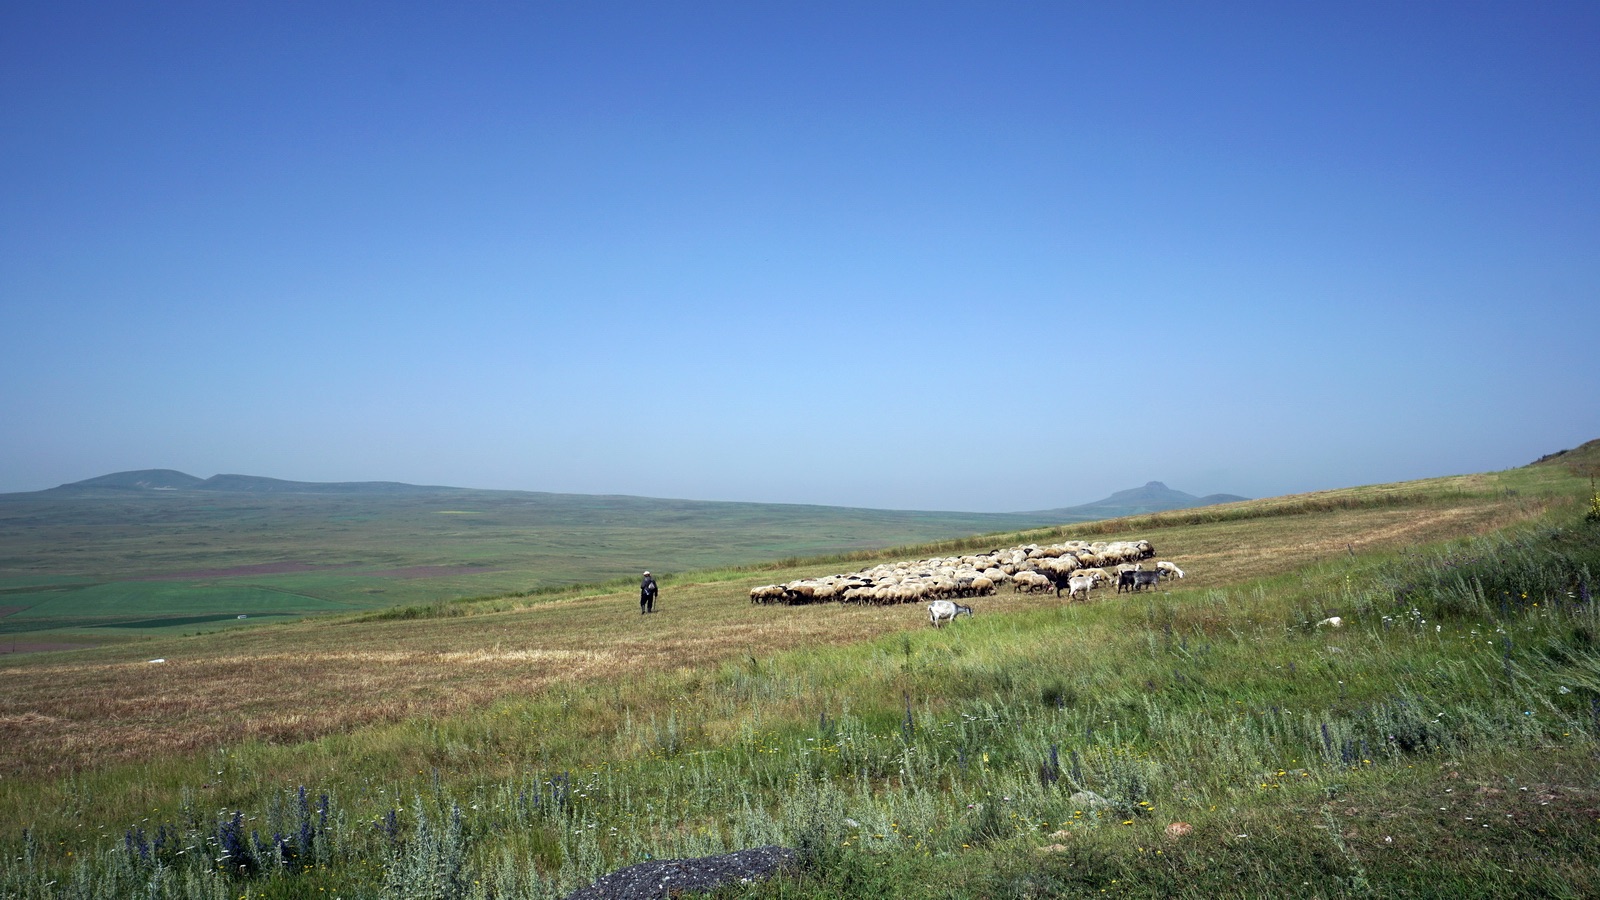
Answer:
1;444;1598;897
0;487;1068;640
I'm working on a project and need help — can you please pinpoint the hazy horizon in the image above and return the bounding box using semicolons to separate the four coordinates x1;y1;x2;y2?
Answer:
4;3;1597;512
15;466;1257;514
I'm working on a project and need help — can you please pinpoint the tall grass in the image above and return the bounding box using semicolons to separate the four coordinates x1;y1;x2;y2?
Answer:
5;507;1598;898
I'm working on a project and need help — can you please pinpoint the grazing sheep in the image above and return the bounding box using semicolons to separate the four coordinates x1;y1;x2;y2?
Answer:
840;585;875;604
1013;570;1053;593
750;538;1157;609
1156;561;1185;579
749;584;787;604
928;600;974;627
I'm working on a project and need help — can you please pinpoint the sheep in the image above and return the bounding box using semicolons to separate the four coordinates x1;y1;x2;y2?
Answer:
750;538;1158;610
928;600;974;627
1012;570;1053;593
749;584;786;604
840;585;875;604
1155;561;1185;579
784;581;816;603
1042;556;1080;575
1035;568;1084;598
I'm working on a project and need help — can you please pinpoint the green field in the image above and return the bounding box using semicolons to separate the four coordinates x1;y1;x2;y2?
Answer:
0;443;1597;898
0;486;1065;641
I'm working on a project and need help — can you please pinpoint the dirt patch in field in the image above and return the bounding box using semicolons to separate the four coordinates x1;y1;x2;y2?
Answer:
130;562;359;580
1152;498;1548;587
130;563;500;581
359;566;503;579
0;641;97;656
0;606;26;618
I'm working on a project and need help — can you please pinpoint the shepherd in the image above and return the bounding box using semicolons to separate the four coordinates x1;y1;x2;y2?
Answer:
640;570;658;614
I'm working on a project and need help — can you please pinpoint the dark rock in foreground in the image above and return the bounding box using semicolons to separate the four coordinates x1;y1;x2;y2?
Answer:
564;846;801;900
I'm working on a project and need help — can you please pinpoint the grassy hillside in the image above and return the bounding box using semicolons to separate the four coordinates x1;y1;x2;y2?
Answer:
0;485;1061;645
0;441;1596;898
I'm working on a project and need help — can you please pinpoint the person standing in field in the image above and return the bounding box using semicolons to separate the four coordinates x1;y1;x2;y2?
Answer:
640;570;658;614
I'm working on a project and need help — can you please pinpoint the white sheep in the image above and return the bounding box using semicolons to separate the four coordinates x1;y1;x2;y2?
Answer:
749;584;786;604
928;600;974;627
750;537;1158;608
1012;570;1053;593
1156;561;1185;579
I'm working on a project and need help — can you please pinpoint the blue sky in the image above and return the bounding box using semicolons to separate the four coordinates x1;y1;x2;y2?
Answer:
3;2;1597;511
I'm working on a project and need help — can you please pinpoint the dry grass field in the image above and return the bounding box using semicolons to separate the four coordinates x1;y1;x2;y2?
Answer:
1;443;1598;898
0;461;1574;780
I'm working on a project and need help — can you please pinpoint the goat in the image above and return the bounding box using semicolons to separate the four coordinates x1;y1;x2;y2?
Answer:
1117;570;1138;594
1077;567;1111;586
1131;570;1164;592
1066;575;1096;602
928;600;974;627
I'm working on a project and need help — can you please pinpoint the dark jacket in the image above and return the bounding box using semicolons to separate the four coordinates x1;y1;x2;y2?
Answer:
641;575;658;598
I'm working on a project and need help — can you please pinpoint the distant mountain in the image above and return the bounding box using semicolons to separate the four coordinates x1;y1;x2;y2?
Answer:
39;470;1245;518
1027;481;1249;520
50;470;460;495
65;469;207;491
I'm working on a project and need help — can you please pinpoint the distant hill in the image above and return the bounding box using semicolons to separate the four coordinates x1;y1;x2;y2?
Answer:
1027;481;1249;520
52;470;461;495
66;469;208;491
39;471;1245;516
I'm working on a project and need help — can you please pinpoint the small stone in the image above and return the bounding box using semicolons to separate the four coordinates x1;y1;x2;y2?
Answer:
1068;790;1111;810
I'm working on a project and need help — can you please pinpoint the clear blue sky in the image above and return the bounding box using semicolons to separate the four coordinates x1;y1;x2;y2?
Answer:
3;2;1597;511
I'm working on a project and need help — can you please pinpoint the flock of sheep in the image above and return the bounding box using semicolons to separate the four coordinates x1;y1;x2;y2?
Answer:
749;539;1184;609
